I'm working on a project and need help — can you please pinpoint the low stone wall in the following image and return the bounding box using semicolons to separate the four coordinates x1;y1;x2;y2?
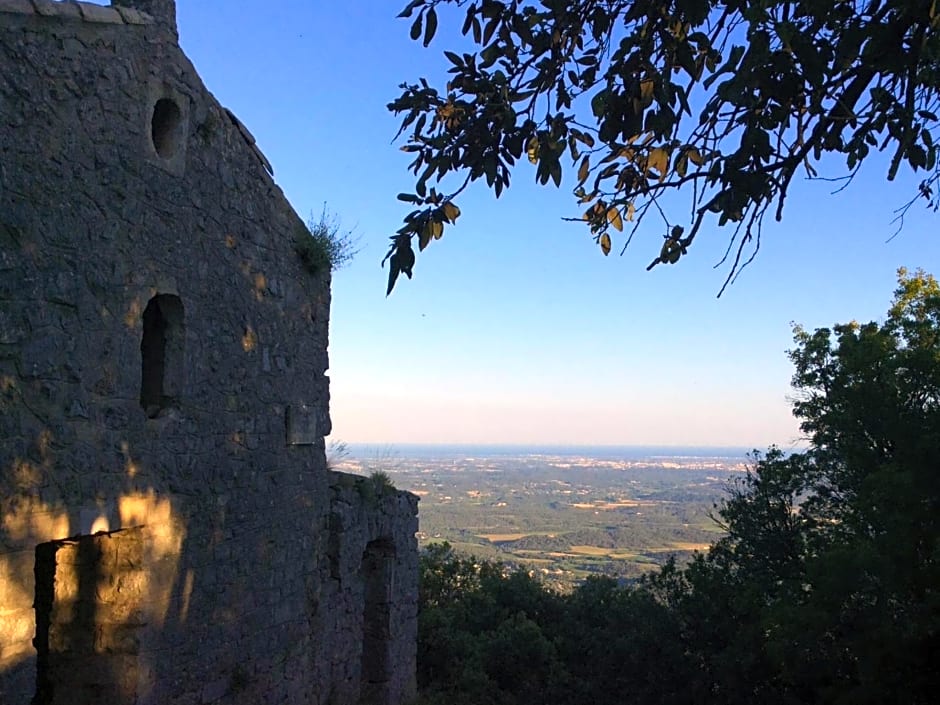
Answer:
321;473;419;705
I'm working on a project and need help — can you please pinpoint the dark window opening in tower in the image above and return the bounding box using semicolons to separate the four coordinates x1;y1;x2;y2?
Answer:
140;294;184;418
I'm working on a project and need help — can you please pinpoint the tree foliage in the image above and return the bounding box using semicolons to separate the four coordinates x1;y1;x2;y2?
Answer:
386;0;940;292
658;268;940;704
415;270;940;704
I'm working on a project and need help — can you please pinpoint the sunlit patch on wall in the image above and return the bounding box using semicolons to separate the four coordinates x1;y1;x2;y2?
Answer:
242;325;258;352
180;569;195;624
10;458;42;490
120;441;139;478
118;491;185;628
0;558;37;667
36;429;53;462
90;515;110;534
253;272;267;301
0;374;15;393
0;497;70;672
2;494;69;544
229;431;247;450
124;298;141;329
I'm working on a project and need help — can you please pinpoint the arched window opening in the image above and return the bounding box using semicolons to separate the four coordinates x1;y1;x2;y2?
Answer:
360;539;396;705
140;294;184;418
150;98;182;159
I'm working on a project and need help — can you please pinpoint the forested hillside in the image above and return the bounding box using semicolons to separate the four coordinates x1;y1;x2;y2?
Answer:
414;270;939;705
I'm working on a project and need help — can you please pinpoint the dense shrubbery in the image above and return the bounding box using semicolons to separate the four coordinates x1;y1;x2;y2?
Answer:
415;270;940;705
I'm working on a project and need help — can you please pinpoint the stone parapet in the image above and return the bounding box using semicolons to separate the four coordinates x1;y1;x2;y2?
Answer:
0;0;153;25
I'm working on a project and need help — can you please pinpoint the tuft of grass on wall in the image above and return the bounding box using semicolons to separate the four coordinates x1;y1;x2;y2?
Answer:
356;471;397;506
294;205;359;276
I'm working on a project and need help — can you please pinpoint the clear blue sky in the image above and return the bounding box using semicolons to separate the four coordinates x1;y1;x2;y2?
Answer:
173;1;938;448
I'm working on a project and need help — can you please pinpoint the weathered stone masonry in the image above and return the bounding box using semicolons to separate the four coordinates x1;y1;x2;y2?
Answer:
0;2;418;704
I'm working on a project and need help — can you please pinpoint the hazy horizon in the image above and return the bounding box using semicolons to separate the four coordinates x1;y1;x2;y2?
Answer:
334;442;791;461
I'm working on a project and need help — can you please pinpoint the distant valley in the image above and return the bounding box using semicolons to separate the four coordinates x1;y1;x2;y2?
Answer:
333;445;751;587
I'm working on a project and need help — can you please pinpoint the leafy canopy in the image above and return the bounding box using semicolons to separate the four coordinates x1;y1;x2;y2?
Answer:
386;0;940;293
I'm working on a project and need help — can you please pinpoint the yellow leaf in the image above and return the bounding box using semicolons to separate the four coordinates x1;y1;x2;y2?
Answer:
431;220;444;239
687;147;704;166
526;136;540;164
607;207;623;232
442;202;461;223
618;146;636;162
626;202;636;222
647;147;669;180
600;232;611;256
577;156;590;183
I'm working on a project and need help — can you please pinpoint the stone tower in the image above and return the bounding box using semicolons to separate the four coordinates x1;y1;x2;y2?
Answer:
0;2;418;704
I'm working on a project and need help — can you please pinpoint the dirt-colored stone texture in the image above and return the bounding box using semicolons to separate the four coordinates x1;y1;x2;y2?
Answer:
0;2;418;704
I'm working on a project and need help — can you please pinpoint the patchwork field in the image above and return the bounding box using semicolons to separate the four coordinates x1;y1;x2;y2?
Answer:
334;446;749;588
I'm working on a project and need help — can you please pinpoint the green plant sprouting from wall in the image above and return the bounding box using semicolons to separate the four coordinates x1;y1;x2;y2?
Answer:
356;470;398;507
294;205;359;275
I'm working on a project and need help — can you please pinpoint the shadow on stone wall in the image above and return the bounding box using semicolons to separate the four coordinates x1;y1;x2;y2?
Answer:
0;485;189;705
1;465;418;705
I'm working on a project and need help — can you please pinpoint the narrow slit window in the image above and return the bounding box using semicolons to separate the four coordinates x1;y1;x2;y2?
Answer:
140;294;184;418
360;539;395;705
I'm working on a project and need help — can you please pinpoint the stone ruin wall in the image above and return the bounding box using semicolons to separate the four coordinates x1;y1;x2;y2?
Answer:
0;2;418;704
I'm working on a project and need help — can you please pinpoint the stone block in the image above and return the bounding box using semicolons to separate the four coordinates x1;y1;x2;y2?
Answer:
30;0;61;17
0;0;33;14
286;403;317;445
42;0;80;19
77;3;123;23
114;6;149;24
